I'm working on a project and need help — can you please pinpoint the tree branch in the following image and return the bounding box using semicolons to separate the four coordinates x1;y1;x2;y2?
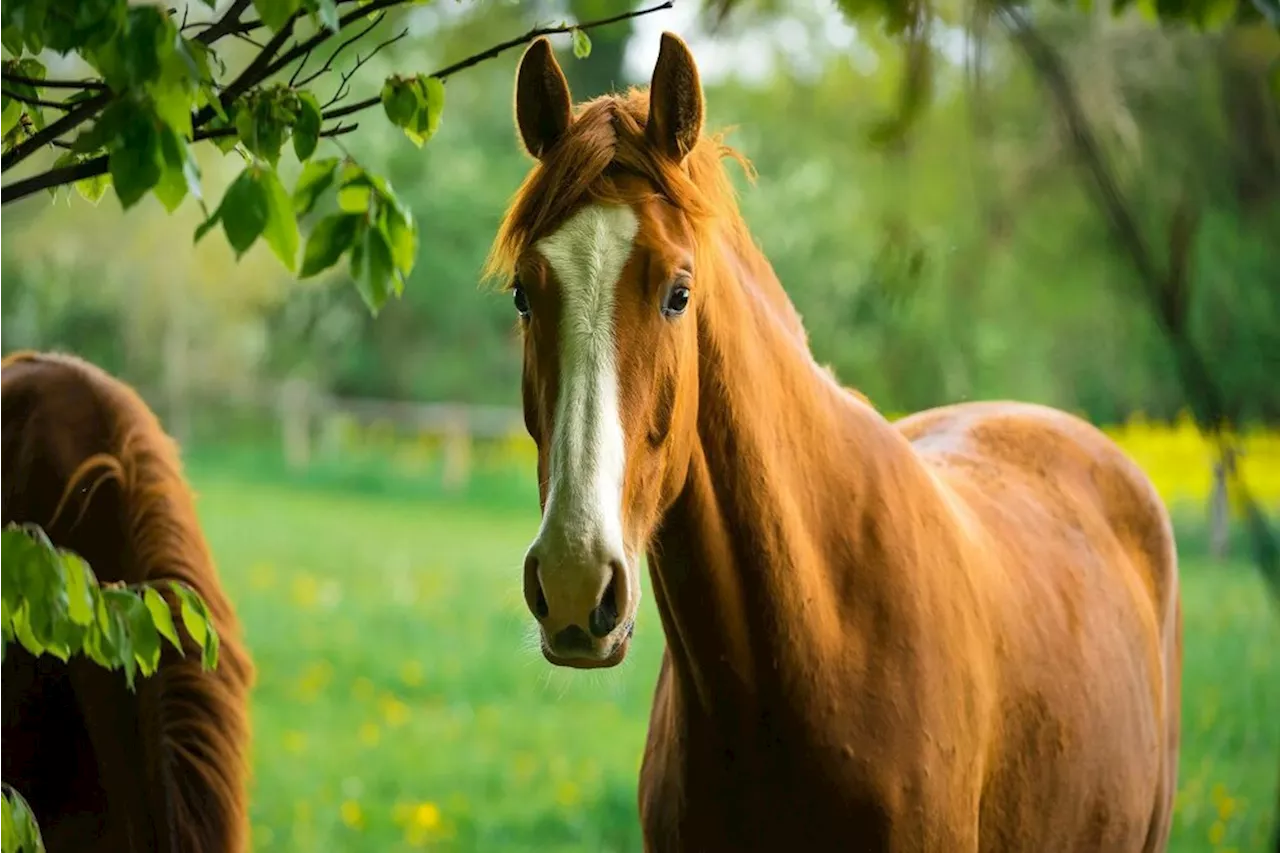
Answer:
295;12;387;89
1;0;674;204
1;153;106;200
194;0;254;45
253;0;418;88
1;73;107;92
2;0;258;173
0;92;111;172
1;122;359;204
322;27;409;109
324;0;676;122
216;10;301;106
192;121;358;142
1;88;76;110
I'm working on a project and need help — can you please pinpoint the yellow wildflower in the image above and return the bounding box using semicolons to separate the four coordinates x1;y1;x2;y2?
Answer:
340;800;364;830
282;730;307;754
413;802;440;831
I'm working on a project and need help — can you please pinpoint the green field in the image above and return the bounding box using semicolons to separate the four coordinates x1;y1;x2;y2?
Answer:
188;462;1280;852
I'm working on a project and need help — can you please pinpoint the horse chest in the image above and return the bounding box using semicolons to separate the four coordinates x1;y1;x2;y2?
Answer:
639;699;936;852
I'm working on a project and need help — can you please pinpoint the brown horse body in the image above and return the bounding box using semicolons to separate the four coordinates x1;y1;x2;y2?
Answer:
493;33;1181;852
1;351;253;853
639;396;1182;851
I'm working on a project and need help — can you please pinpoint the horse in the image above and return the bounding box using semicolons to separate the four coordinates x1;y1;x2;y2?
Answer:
1;350;254;853
486;33;1182;852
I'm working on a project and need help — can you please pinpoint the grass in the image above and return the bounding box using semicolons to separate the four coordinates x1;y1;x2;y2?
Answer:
186;460;1280;852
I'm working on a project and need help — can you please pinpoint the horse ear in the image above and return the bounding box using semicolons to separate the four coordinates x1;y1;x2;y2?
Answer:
646;32;704;163
515;37;573;160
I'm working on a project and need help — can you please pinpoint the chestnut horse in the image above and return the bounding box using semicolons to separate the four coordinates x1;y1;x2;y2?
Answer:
488;34;1182;852
1;351;253;853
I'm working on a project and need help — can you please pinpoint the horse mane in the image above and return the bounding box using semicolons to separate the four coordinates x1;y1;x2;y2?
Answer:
484;87;756;287
0;350;253;853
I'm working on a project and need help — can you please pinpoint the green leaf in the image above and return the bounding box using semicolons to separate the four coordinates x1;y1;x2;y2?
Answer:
144;587;183;654
150;76;193;139
90;6;174;90
63;553;94;627
350;221;396;314
315;0;340;31
337;182;371;213
171;582;219;671
153;128;199;213
5;526;60;653
252;0;302;33
408;76;445;147
293;91;321;162
292;156;339;216
75;168;112;205
69;97;128;156
202;618;220;670
101;588;138;688
299;212;361;278
381;76;417;128
4;785;44;853
261;166;300;272
381;74;445;148
11;607;43;657
219;166;271;257
14;57;45;79
206;109;241;154
108;105;162;210
123;592;161;677
1;789;13;852
171;583;204;644
152;168;185;212
1;98;21;136
2;25;24;57
380;201;417;282
234;86;298;167
572;28;592;59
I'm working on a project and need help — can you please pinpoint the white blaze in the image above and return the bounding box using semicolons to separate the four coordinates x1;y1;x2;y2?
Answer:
532;204;638;592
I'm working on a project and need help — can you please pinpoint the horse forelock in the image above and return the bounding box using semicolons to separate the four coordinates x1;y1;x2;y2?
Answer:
485;87;754;288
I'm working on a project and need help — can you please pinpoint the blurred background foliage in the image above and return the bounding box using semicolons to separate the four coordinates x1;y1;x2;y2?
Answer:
4;0;1277;428
2;0;1279;850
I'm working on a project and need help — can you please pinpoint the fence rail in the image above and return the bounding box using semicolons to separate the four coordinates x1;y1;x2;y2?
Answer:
154;379;1279;558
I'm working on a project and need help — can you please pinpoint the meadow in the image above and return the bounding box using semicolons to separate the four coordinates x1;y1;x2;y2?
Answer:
185;435;1280;853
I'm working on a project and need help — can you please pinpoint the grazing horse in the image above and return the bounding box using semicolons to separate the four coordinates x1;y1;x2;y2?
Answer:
1;350;254;853
488;34;1182;852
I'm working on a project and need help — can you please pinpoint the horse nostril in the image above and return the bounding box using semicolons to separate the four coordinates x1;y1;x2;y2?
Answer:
524;554;549;620
588;572;620;638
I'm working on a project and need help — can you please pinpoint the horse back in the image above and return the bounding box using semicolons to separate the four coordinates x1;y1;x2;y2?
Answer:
897;400;1181;852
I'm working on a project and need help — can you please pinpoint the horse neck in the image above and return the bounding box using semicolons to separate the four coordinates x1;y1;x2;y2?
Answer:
647;224;917;724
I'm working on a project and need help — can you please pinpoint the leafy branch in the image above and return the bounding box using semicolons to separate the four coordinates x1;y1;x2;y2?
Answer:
0;0;673;316
1;523;222;681
0;522;223;853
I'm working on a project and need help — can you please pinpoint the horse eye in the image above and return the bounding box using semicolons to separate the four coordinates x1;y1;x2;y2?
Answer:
513;283;531;318
662;284;690;318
